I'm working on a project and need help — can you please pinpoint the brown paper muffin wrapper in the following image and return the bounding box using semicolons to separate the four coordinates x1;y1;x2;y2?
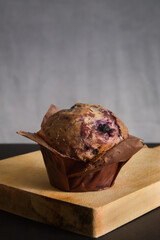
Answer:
17;130;143;192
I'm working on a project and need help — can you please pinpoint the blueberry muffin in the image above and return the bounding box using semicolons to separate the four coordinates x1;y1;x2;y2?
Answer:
18;103;143;192
38;103;128;162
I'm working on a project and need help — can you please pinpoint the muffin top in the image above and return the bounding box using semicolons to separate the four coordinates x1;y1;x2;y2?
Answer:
38;103;128;161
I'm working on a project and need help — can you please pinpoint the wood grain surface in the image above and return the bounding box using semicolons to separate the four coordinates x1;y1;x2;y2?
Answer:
0;147;160;237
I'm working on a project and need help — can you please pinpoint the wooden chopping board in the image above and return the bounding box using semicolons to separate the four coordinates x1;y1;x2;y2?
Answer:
0;147;160;238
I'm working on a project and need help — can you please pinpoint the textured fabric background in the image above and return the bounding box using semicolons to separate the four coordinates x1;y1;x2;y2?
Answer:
0;0;160;143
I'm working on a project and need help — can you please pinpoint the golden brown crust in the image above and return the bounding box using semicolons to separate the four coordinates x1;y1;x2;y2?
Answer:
38;109;83;159
38;103;129;162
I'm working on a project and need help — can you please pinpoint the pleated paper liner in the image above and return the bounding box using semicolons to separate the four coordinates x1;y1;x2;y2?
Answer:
17;131;143;192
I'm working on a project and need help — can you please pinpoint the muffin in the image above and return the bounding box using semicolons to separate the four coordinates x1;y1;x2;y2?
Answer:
17;103;143;192
38;103;128;161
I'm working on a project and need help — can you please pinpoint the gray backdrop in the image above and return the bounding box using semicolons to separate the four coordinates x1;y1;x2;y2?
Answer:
0;0;160;143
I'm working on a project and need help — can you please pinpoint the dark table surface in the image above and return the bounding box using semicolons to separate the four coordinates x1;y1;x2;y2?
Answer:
0;144;159;240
